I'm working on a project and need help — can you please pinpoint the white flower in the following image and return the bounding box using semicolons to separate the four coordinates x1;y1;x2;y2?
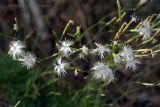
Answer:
54;58;69;76
121;45;140;71
125;59;140;71
21;52;36;69
121;45;134;61
8;40;25;59
138;20;152;40
59;39;73;57
92;62;114;81
79;45;89;58
91;43;110;59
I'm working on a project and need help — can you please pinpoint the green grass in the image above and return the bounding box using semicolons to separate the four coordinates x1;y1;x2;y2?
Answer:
0;54;109;107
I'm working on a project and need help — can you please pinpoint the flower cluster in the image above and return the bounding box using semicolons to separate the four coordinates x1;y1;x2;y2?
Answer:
8;13;159;84
6;37;143;81
8;40;36;69
53;37;141;81
51;14;155;81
